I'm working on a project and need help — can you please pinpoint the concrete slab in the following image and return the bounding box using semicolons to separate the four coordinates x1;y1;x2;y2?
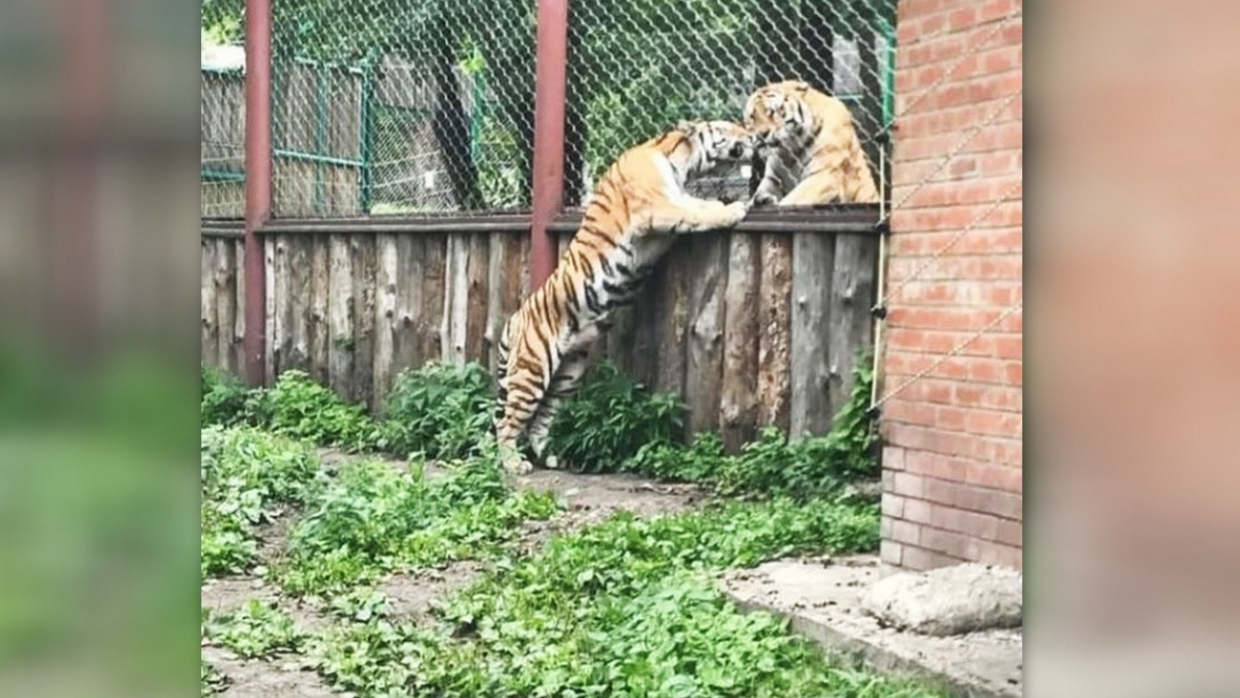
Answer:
719;556;1022;698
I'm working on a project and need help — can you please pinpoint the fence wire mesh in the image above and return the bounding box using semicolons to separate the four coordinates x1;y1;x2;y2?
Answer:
564;0;897;208
200;0;897;218
265;0;535;217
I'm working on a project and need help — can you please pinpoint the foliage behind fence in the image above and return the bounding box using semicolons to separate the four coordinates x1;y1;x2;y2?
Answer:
201;0;897;217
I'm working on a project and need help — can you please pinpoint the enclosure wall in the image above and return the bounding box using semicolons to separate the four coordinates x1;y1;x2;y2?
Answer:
877;0;1023;570
201;216;879;447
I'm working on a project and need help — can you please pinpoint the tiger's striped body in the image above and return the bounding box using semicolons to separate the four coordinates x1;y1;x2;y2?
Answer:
494;121;753;474
744;80;879;206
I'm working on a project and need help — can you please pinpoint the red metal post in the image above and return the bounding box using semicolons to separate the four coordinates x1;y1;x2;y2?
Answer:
244;0;272;386
529;0;570;290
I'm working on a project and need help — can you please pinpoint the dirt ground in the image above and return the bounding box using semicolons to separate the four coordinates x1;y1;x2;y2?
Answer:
201;458;705;698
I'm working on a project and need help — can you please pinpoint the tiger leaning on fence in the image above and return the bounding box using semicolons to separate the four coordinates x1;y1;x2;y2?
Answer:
744;80;880;206
494;120;754;474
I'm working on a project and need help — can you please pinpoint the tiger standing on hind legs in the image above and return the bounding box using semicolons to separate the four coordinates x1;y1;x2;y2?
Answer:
744;80;880;206
493;120;755;475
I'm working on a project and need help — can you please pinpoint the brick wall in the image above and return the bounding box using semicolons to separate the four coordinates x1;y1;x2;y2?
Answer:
879;0;1022;570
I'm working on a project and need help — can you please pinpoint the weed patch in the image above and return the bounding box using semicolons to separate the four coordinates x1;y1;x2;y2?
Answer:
200;426;320;577
280;454;558;594
380;361;494;460
202;599;305;659
548;360;686;472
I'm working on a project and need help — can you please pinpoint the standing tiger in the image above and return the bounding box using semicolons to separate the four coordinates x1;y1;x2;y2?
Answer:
494;120;753;474
744;80;880;206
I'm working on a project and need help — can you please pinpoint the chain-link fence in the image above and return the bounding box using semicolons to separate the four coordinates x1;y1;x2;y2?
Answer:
201;0;896;218
266;0;535;217
565;0;897;207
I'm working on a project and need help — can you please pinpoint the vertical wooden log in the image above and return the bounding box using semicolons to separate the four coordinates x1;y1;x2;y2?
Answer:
264;237;278;385
287;236;311;371
828;234;879;419
790;232;836;438
215;239;237;373
421;234;448;363
756;234;792;431
234;240;247;375
685;232;729;436
465;232;490;365
629;260;662;391
201;241;218;369
328;235;354;398
441;233;470;364
373;234;399;411
485;232;507;374
309;236;330;384
654;238;692;397
392;234;424;379
720;232;760;452
352;234;378;408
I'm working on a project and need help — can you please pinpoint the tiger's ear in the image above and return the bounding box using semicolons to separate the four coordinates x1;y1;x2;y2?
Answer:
676;120;698;135
791;81;810;93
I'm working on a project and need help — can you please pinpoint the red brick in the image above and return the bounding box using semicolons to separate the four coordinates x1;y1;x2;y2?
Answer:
1005;361;1023;386
882;446;906;472
920;526;973;559
884;398;938;427
892;472;925;498
971;539;1022;569
992;335;1022;360
902;545;961;571
903;497;933;525
979;0;1017;23
963;409;1022;438
890;519;922;545
948;6;978;30
996;519;1023;547
967;462;1022;493
881;540;905;566
882;494;907;519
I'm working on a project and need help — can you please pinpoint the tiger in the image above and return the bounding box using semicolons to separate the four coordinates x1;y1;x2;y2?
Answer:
743;80;880;206
493;120;754;474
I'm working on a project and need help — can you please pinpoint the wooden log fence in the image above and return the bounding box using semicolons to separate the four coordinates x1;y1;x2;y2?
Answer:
201;206;881;446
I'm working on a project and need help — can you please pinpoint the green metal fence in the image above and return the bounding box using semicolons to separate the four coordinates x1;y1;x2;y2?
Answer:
200;0;897;217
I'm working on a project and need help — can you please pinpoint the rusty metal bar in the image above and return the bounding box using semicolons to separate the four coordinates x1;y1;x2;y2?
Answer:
529;0;570;290
243;0;272;386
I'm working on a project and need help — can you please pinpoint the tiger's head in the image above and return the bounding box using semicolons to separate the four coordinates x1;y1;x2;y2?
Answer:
743;81;813;150
674;119;755;176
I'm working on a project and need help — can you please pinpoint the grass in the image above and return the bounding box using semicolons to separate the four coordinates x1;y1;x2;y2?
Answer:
200;358;950;698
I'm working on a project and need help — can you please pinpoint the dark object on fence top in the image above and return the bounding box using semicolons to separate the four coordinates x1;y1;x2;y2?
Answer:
202;203;885;238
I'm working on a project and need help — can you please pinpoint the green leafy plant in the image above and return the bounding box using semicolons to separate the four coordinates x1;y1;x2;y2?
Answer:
280;455;558;594
201;426;321;577
201;366;256;428
619;355;880;499
381;361;494;460
251;370;382;451
299;496;907;698
547;360;686;472
203;600;306;659
200;658;227;696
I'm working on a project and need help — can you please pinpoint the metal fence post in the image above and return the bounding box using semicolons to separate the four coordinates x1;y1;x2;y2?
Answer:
529;0;569;290
244;0;272;386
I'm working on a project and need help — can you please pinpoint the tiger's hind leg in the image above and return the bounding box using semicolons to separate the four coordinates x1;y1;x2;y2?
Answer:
526;350;591;470
495;367;545;475
494;325;555;475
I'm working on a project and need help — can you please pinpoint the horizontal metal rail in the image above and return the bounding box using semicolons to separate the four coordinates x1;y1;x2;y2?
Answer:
200;204;886;238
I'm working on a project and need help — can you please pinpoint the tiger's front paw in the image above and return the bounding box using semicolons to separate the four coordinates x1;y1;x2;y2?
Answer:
723;200;749;226
749;191;777;208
